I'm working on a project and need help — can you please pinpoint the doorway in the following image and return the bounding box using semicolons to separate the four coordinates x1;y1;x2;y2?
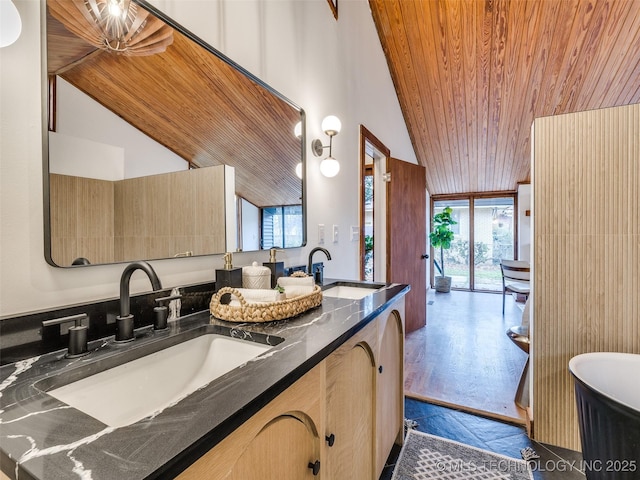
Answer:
358;126;427;333
359;126;389;283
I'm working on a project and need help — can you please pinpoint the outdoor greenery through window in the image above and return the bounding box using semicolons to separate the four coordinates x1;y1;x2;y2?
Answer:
432;196;515;291
262;206;303;249
363;175;374;281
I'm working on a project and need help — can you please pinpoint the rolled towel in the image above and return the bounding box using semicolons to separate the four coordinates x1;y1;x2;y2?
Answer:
224;288;280;305
277;275;315;288
281;285;315;298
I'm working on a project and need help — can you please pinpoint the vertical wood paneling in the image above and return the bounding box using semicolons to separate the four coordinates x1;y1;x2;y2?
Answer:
50;174;114;265
532;103;640;451
52;167;227;264
114;166;226;260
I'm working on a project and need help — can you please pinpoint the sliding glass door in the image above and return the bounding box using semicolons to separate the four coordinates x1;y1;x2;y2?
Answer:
431;195;515;291
472;197;514;291
432;200;470;289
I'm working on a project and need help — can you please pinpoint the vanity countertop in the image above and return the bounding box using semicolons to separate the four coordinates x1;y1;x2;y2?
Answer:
0;281;409;480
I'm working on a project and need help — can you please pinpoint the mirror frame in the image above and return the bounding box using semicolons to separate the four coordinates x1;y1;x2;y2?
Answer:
41;0;307;267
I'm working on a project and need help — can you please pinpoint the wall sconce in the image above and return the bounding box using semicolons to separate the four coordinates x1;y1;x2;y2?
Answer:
0;0;22;48
312;115;341;177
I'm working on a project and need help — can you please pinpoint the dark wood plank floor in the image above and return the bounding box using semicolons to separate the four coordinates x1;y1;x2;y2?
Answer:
404;289;529;424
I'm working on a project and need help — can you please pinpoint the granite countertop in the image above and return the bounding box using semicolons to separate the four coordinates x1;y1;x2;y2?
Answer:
0;281;409;480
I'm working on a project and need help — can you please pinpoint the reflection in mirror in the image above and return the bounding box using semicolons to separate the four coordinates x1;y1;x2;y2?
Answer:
44;0;305;267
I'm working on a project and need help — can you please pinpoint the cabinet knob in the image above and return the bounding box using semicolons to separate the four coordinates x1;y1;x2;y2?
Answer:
378;365;383;374
325;433;335;447
308;460;320;476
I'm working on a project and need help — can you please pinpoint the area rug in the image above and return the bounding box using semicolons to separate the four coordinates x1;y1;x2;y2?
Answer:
391;429;534;480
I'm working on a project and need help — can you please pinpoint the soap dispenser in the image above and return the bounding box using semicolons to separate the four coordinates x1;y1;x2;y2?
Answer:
215;252;242;291
263;248;284;288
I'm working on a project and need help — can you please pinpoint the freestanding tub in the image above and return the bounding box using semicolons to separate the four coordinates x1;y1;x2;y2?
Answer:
569;352;640;480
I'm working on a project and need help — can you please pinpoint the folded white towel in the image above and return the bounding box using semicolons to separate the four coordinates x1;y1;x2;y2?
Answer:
277;275;315;288
225;288;280;305
281;285;315;298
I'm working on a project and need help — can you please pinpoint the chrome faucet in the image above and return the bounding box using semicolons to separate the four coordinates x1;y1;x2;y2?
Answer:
308;247;332;284
116;261;162;342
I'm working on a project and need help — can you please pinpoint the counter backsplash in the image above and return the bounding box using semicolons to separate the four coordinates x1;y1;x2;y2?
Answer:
0;282;215;366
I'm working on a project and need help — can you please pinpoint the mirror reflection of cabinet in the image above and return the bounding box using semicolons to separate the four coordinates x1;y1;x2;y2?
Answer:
44;0;306;267
50;165;234;265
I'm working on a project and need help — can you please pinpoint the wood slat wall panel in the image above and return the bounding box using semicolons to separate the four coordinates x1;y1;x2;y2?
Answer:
532;103;640;451
115;167;227;260
50;174;115;265
52;167;226;265
369;0;640;195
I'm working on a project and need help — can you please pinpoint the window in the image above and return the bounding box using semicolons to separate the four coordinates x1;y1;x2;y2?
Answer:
432;195;516;291
262;206;303;249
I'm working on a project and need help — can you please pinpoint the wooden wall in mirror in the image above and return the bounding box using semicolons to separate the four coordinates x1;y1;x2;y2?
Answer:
44;0;305;267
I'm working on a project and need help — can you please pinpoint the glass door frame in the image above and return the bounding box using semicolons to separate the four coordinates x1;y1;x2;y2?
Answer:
430;192;518;292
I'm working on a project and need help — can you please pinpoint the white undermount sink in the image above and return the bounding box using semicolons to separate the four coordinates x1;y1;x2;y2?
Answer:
48;334;272;428
323;284;383;300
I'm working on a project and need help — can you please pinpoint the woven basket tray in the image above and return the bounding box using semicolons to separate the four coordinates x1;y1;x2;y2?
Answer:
210;286;323;323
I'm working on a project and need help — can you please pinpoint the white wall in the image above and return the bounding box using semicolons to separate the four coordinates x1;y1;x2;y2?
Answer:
0;0;415;317
54;77;188;178
517;183;531;261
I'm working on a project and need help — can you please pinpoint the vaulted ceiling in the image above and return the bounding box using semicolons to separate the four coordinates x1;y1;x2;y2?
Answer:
369;0;640;195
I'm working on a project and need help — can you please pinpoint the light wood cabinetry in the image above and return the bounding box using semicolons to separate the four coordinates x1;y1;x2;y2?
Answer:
178;298;404;480
324;321;377;479
375;309;404;476
178;363;324;480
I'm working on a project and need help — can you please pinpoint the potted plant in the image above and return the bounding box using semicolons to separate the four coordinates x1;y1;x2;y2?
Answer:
429;206;457;292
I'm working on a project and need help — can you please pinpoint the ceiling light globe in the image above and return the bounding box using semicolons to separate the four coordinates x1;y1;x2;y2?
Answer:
295;162;303;179
321;115;341;136
320;157;340;177
294;121;302;139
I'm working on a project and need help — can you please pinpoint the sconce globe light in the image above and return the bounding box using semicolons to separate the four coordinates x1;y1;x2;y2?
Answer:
321;115;341;136
320;156;340;178
0;0;22;48
313;115;341;177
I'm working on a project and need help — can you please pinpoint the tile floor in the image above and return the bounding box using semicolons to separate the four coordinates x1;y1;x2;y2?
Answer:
380;397;586;480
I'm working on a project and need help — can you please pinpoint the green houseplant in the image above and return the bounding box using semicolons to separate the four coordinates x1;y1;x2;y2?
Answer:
429;206;457;292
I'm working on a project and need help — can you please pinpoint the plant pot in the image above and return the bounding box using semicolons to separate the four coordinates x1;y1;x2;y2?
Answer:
434;276;452;293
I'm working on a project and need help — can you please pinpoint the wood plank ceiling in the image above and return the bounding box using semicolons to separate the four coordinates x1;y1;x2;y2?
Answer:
369;0;640;195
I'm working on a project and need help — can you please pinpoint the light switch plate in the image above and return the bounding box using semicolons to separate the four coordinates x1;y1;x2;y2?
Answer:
332;224;339;243
318;224;325;244
350;225;359;241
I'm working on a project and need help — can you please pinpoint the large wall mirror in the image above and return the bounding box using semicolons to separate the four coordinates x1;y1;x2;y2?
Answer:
43;0;306;267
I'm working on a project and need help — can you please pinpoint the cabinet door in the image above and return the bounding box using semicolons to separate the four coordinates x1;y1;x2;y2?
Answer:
228;414;319;480
178;363;323;480
375;310;404;476
325;343;375;479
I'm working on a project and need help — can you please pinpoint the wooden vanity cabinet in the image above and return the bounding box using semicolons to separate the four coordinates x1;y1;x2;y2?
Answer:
177;363;325;480
324;320;377;479
374;307;405;477
178;298;404;480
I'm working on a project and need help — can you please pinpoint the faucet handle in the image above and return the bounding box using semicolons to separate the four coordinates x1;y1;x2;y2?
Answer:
154;293;182;305
153;294;182;330
42;313;89;358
